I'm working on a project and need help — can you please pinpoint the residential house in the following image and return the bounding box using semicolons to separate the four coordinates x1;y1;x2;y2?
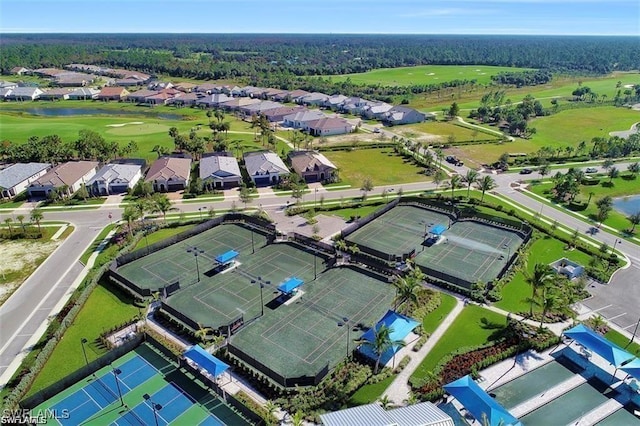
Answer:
145;156;192;192
54;72;93;87
168;92;201;107
324;94;348;110
32;68;66;78
262;106;305;123
27;161;99;199
147;81;174;91
97;86;129;101
0;163;51;199
195;93;232;108
39;88;72;101
320;402;454;426
288;150;337;183
194;83;218;94
146;90;180;106
283;109;326;129
243;151;289;186
227;86;243;97
68;87;100;100
341;97;373;114
0;88;13;99
297;92;330;106
65;64;103;74
382;106;429;125
305;117;353;136
262;88;287;100
115;75;148;87
362;102;393;119
10;67;30;75
238;100;283;116
127;89;160;103
174;82;196;93
0;81;19;89
86;162;143;195
217;97;261;112
277;89;309;102
5;87;44;101
199;153;242;189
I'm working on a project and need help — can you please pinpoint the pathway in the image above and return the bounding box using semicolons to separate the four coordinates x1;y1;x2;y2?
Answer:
382;298;465;405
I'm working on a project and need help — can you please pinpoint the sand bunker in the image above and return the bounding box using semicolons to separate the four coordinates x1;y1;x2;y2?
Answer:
427;72;435;76
106;121;144;128
624;84;634;89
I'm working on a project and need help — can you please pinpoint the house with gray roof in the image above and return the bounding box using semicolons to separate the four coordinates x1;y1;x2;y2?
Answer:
283;109;326;129
0;81;19;89
243;151;289;186
127;89;160;103
196;93;232;108
297;92;330;106
27;161;98;199
288;150;337;183
87;163;143;195
383;106;431;125
320;402;454;426
169;92;201;107
40;88;72;101
200;153;242;189
324;94;349;110
0;163;51;199
305;116;353;136
239;100;283;116
262;106;305;123
5;87;44;101
362;102;393;119
341;97;374;114
218;97;261;111
145;156;192;192
68;87;99;100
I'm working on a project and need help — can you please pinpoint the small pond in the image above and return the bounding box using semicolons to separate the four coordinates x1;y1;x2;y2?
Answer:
2;107;183;120
613;194;640;216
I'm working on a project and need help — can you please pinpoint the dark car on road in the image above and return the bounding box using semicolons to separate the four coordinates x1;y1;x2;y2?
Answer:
519;168;533;174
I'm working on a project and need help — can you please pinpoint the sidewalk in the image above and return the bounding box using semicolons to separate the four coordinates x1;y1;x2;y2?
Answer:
382;298;465;405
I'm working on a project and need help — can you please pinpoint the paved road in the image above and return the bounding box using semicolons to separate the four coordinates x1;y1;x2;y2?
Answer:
0;153;638;388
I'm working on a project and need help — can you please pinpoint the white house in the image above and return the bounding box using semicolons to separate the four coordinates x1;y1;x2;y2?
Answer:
27;161;99;199
283;109;326;129
0;163;51;199
68;88;100;100
200;153;242;189
305;117;353;136
243;151;289;186
5;87;44;101
86;163;143;195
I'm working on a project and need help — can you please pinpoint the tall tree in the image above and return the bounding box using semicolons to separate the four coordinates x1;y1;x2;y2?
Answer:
450;174;462;200
360;177;374;201
30;208;43;235
477;175;496;202
463;169;479;198
150;193;176;223
627;211;640;233
358;324;405;374
524;263;554;316
595;196;613;226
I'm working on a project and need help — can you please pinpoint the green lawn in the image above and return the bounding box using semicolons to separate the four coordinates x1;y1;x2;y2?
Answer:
79;224;116;265
27;280;140;394
133;224;195;250
324;148;431;187
422;293;457;335
347;375;395;406
605;329;640;357
396;120;500;143
323;65;533;87
412;305;508;379
528;173;640;233
495;237;593;314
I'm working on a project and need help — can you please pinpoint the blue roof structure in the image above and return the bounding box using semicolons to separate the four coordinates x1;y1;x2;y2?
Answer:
277;277;303;295
620;357;640;380
359;310;419;365
564;324;635;367
444;375;521;426
430;224;447;236
215;250;239;265
183;345;229;378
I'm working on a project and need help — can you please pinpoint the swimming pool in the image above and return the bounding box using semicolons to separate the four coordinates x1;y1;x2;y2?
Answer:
491;357;583;410
518;378;612;426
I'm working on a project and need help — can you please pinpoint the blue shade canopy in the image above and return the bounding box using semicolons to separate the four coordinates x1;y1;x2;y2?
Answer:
277;277;303;295
431;224;447;235
183;345;229;378
444;375;520;426
563;324;636;367
359;310;419;364
620;357;640;380
215;250;239;264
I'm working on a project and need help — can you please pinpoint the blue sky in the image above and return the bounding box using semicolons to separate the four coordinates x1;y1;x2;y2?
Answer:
1;0;638;35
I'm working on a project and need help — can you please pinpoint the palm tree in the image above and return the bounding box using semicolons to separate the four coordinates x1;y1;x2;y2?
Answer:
4;218;13;237
121;205;140;237
361;177;374;201
291;411;304;426
194;323;212;341
30;208;43;235
450;174;462;200
539;289;559;329
524;263;555;316
628;211;640;233
393;275;421;310
378;395;393;409
607;166;619;183
359;324;405;374
433;169;445;190
15;214;25;233
627;162;640;179
150;193;176;223
463;169;479;198
477;175;496;202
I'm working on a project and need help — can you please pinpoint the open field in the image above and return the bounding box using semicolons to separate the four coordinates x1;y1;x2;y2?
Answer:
324;148;431;186
451;106;640;164
408;72;640;111
395;120;501;143
323;65;533;87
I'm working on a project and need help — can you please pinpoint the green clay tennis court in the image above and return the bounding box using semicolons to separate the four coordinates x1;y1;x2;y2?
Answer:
346;205;450;257
117;224;268;291
230;266;395;380
34;343;250;425
346;205;524;286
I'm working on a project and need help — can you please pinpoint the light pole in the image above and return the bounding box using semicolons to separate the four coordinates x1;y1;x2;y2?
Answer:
314;188;318;208
143;394;162;426
198;207;203;220
80;338;89;367
612;238;621;255
337;317;350;358
186;247;204;282
252;277;271;317
112;367;124;406
251;226;255;254
502;243;511;265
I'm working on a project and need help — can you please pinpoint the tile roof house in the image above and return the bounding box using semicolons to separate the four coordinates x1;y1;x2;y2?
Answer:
54;72;94;87
199;153;242;189
362;102;393;119
281;89;310;102
194;83;218;94
173;82;196;93
97;86;130;101
382;106;430;125
297;92;330;106
341;97;374;114
146;91;180;106
288;150;338;183
283;109;326;129
262;106;305;123
0;162;51;199
324;94;349;110
145;156;192;192
218;97;261;111
243;151;289;186
238;100;283;116
5;87;44;101
195;93;232;108
86;163;143;195
39;88;72;101
10;67;30;75
169;92;201;107
305;117;353;136
68;87;100;100
126;89;160;103
320;402;454;426
27;161;99;199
